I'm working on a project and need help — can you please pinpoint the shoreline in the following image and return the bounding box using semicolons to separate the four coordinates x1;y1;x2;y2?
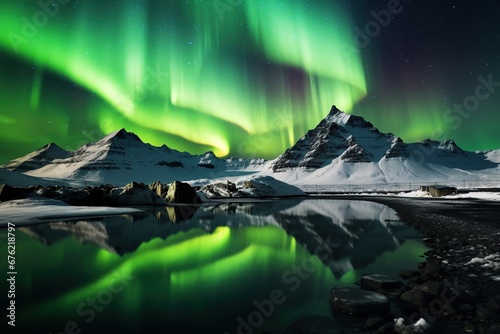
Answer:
329;195;500;333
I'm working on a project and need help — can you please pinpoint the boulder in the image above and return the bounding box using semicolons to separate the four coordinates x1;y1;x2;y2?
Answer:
288;316;345;334
118;182;167;205
330;287;390;315
166;180;201;204
149;181;169;198
399;289;431;310
0;184;24;202
488;295;500;313
360;274;404;292
421;257;443;279
82;187;108;206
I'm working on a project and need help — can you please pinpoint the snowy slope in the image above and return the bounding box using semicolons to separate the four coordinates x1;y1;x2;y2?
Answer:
0;168;55;187
2;129;232;185
266;106;500;186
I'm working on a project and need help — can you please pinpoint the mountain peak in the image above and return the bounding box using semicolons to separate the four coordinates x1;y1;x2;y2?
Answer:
102;128;143;143
326;105;351;125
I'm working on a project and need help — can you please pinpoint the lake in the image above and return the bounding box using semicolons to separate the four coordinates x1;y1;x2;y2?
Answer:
1;199;426;333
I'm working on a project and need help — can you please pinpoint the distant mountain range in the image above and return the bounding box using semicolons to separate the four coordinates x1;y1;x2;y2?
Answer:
1;128;263;185
265;106;500;185
2;106;500;187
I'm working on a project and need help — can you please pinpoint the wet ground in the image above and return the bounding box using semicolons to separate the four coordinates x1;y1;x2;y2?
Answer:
332;195;500;333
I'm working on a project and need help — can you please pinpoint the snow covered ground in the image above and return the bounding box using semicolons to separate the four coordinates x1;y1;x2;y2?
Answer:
0;198;141;227
396;190;500;201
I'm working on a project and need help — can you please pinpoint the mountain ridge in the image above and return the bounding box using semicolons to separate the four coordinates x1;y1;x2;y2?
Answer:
2;106;500;186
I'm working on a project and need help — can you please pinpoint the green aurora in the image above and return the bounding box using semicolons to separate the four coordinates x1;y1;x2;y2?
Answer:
0;0;498;162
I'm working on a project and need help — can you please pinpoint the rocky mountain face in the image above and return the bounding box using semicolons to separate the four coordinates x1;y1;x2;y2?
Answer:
272;106;497;173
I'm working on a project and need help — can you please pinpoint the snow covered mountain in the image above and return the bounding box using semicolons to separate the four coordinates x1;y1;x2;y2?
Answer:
2;129;233;185
3;106;500;187
266;106;500;185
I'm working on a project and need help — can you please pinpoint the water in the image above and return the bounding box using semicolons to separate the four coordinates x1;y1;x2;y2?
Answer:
1;199;426;333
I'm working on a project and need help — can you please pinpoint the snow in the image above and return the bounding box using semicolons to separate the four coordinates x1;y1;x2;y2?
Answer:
0;198;141;227
441;192;500;201
394;317;431;333
397;190;500;201
0;168;54;187
199;175;305;198
414;318;431;332
397;190;431;198
236;175;305;197
465;254;500;269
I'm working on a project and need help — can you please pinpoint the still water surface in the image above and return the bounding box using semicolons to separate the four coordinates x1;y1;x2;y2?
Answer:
1;199;426;333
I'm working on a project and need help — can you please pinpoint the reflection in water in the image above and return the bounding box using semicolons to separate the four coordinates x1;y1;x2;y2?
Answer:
9;200;425;333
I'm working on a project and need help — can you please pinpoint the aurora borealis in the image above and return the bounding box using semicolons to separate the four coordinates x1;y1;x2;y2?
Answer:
0;0;499;163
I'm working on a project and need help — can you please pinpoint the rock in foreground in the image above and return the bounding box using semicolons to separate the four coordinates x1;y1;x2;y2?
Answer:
360;274;404;292
330;287;390;315
166;180;202;204
200;175;305;198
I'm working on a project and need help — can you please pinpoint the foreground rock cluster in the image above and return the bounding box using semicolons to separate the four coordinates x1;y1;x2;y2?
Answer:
333;196;500;334
283;195;500;334
293;257;498;334
0;180;202;206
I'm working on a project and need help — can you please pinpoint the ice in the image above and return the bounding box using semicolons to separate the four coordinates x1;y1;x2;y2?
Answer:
0;198;141;227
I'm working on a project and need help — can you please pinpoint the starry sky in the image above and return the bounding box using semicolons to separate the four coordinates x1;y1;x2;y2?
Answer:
0;0;499;163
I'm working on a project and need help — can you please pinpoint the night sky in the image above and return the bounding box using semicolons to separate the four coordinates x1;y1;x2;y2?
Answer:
0;0;499;163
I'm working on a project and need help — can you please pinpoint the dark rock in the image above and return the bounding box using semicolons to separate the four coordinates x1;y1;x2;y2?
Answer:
288;316;344;334
330;287;390;315
487;323;500;334
460;304;475;313
157;160;184;168
399;270;420;280
227;180;237;192
83;187;108;206
366;316;384;330
118;181;166;205
149;181;169;199
489;296;500;313
415;281;443;297
444;302;462;316
421;257;443;279
166;180;202;204
360;274;404;292
399;289;431;310
376;323;395;334
477;307;496;321
197;163;215;169
0;184;25;202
